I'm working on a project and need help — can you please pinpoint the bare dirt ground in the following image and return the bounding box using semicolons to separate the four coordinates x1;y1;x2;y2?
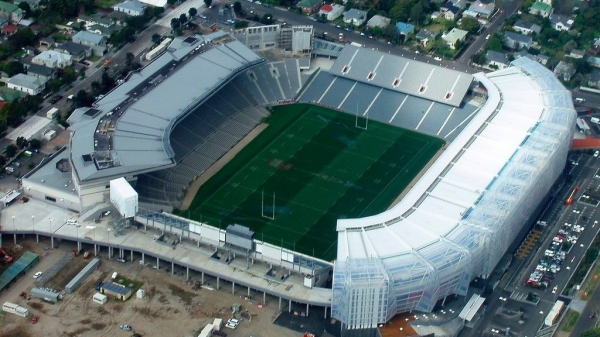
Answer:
179;123;268;211
0;239;299;337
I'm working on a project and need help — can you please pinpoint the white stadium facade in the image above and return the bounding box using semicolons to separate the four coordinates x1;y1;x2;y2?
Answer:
19;30;575;332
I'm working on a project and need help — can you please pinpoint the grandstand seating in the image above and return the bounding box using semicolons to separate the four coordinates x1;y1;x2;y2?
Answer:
136;76;271;207
297;71;479;141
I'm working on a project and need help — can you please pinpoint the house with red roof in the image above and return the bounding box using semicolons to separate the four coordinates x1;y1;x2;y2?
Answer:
1;23;17;36
318;3;344;21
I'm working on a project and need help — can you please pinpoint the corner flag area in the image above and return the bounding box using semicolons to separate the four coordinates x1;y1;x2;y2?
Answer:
183;104;444;261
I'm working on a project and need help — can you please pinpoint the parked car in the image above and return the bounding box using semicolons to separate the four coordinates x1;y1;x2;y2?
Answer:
119;324;132;331
33;271;43;279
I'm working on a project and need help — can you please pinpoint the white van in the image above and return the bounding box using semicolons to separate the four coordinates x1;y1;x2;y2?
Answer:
575;98;586;103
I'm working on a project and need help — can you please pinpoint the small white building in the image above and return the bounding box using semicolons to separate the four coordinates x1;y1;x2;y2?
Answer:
113;0;147;16
7;73;44;95
366;15;391;29
93;293;107;304
318;3;344;21
442;28;468;49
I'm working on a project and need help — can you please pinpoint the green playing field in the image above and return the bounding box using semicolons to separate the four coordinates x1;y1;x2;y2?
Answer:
182;104;445;261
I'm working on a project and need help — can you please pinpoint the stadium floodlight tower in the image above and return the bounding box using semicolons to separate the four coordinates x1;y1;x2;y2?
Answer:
331;57;576;329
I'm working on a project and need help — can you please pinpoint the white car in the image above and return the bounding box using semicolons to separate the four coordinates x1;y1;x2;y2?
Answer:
33;271;43;279
552;286;558;294
434;56;442;61
485;34;491;40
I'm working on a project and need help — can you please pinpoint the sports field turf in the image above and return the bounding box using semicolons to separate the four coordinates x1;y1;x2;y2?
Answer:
183;104;445;261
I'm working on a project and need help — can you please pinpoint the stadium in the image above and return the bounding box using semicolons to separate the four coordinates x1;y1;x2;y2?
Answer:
20;31;576;331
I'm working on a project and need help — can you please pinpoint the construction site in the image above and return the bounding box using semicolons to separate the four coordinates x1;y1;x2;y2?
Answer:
0;238;305;337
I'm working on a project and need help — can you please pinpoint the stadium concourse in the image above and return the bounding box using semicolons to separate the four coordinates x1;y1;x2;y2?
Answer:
18;30;576;335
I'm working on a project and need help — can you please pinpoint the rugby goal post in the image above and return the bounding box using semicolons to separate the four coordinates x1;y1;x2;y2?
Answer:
355;106;369;130
261;189;275;220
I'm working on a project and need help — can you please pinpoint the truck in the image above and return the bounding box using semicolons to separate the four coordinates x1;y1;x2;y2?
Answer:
591;117;599;124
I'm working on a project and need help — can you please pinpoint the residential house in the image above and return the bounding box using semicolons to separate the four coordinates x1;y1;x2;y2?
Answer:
415;29;438;47
442;28;468;49
87;23;119;37
39;37;55;48
343;9;367;26
1;23;17;36
0;16;7;28
318;4;344;21
54;42;92;62
568;49;585;59
513;50;550;65
549;14;573;31
485;50;509;69
513;20;541;35
137;0;167;7
529;2;553;18
32;50;73;68
106;11;128;25
113;0;146;16
504;31;533;50
13;0;39;10
72;30;107;56
0;87;27;103
296;0;321;14
24;63;56;84
366;15;390;29
0;1;22;24
430;11;441;20
554;61;576;81
7;73;44;95
538;0;552;5
588;56;600;69
77;14;113;28
449;0;467;10
440;2;461;20
467;0;495;18
588;69;600;89
396;22;415;37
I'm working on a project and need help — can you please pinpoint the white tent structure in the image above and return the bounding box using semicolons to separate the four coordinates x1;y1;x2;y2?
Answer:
331;57;576;329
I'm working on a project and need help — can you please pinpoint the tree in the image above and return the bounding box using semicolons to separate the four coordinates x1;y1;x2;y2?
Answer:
16;136;28;149
152;33;161;44
171;17;181;30
189;7;197;18
233;1;242;13
179;13;188;24
459;17;480;33
234;20;248;29
5;144;17;158
125;52;135;68
486;34;503;52
0;156;6;167
29;139;42;150
73;90;93;108
17;2;31;16
204;0;212;7
3;61;23;77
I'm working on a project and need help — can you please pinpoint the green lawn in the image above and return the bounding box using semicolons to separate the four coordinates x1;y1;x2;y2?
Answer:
181;104;444;261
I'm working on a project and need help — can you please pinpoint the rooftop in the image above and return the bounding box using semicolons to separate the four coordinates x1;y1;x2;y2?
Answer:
8;73;42;88
73;30;106;44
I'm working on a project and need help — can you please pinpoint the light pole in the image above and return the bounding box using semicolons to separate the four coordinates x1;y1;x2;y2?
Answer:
49;218;53;248
107;228;111;259
12;216;16;245
31;215;37;242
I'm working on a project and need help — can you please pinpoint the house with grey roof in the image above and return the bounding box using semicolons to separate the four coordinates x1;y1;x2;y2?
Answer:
442;28;468;49
54;41;92;61
485;50;509;69
87;23;119;37
529;2;553;17
415;29;438;47
513;50;550;65
113;0;146;16
366;15;390;29
0;1;22;24
568;49;585;59
449;0;466;9
440;2;460;19
550;14;573;31
7;73;44;95
467;0;494;18
513;20;541;35
504;31;532;50
32;50;72;68
343;8;367;26
554;61;575;81
296;0;321;14
72;30;107;56
24;63;57;84
589;69;600;89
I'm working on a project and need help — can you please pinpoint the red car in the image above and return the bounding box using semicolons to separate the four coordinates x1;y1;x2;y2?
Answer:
31;316;38;324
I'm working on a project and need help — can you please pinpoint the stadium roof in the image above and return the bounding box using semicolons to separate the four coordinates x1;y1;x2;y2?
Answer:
69;34;264;183
336;57;575;260
330;45;472;107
